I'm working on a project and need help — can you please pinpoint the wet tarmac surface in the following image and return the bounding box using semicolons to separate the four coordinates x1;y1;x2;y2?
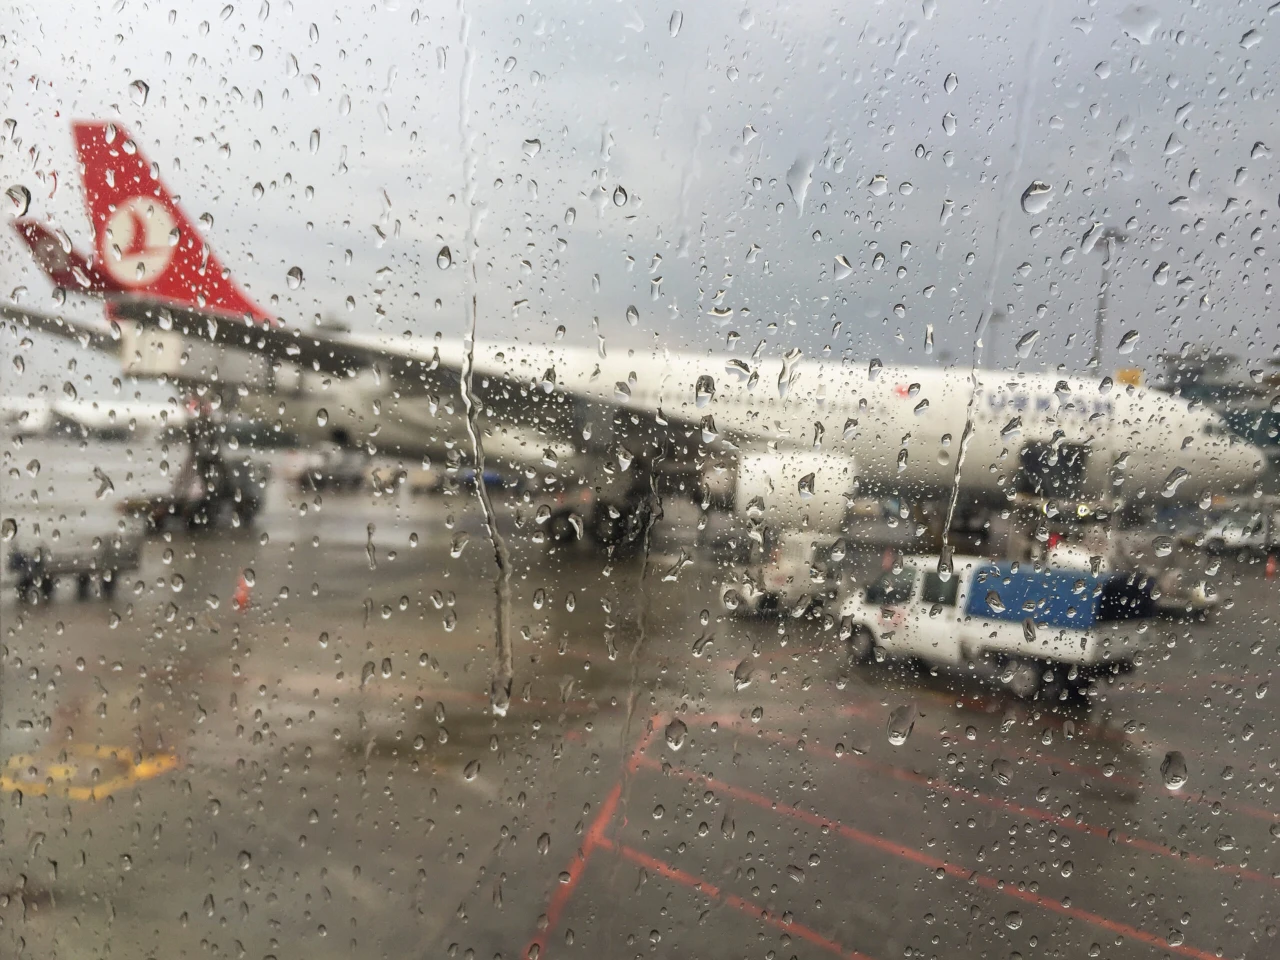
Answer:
1;439;1278;960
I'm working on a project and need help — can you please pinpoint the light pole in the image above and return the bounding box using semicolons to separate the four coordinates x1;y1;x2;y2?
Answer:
1091;227;1127;370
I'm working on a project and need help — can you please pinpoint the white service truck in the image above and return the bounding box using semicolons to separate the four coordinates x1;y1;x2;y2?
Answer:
839;555;1153;700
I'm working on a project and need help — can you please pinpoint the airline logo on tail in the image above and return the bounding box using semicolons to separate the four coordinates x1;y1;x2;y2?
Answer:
100;196;176;287
11;120;273;324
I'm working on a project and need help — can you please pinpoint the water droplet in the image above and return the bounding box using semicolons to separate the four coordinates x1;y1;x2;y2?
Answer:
887;704;916;746
238;850;252;870
695;376;715;407
1153;536;1173;558
286;266;304;289
1118;4;1161;44
1116;329;1139;354
1022;619;1036;643
361;661;376;686
6;185;31;216
868;358;883;380
664;718;688;751
522;138;541;158
1160;751;1188;790
1;518;16;541
1015;331;1039;358
380;658;392;678
986;591;1006;612
316;408;329;427
1153;262;1170;285
941;112;957;136
991;758;1013;785
943;72;958;94
1020;181;1054;215
733;659;753;690
786;864;805;883
1004;911;1023;930
537;832;551;854
833;254;853;280
786;155;814;215
612;185;628;206
129;80;150;106
309;128;320;154
1241;28;1262;49
797;472;816;498
450;533;470;558
1161;467;1189;498
93;466;114;499
625;304;639;326
463;759;480;781
436;246;452;269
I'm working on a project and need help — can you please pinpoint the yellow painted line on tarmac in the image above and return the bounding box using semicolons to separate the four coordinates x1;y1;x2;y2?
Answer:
0;743;180;801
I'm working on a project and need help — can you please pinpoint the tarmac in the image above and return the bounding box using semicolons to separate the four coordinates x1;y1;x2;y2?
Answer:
0;436;1277;960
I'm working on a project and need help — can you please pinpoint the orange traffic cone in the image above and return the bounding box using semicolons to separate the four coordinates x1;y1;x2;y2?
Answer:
232;574;251;611
1266;554;1277;580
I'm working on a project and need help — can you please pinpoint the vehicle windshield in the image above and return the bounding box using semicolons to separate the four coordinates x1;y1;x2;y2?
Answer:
865;570;917;606
3;2;1276;959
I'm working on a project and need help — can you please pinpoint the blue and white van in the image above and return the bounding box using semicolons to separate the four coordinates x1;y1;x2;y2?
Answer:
839;555;1153;699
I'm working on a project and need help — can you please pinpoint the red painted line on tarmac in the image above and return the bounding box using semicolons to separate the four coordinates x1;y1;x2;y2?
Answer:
638;757;1223;960
684;715;1279;890
600;839;879;960
522;779;623;960
838;694;1278;825
522;712;665;960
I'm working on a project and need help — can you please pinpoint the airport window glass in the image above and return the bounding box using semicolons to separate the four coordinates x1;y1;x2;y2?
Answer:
2;1;1278;958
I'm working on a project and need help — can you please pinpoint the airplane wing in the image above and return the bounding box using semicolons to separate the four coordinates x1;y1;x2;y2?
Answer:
108;297;457;388
1;304;121;355
107;297;709;459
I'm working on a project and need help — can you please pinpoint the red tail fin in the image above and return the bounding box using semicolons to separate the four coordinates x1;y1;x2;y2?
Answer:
12;218;119;293
72;120;273;323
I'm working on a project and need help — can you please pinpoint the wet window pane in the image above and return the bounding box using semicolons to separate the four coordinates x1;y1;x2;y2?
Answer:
2;1;1277;958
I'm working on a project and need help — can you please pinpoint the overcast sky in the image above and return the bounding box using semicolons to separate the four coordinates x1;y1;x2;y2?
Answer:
2;0;1277;399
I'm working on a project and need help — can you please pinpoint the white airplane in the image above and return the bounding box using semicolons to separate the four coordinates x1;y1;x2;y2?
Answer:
5;120;1265;545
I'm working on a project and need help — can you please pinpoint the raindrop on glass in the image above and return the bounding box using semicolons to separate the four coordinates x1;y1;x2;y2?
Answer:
1160;751;1188;790
886;704;916;746
1020;181;1053;215
664;718;688;751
